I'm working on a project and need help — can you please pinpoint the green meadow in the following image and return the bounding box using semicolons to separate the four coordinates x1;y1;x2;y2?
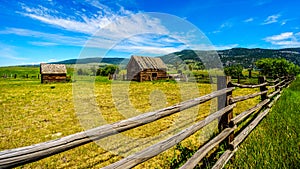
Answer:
0;66;281;168
226;75;300;168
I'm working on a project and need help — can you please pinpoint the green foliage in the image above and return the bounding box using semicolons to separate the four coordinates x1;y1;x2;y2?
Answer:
255;58;300;77
96;65;119;76
169;143;195;168
94;76;111;83
224;65;243;78
226;77;300;168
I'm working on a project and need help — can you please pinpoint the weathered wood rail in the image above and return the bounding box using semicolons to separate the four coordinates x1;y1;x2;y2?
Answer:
0;75;295;168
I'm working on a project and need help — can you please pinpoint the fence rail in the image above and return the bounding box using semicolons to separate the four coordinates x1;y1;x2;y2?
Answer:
0;75;295;168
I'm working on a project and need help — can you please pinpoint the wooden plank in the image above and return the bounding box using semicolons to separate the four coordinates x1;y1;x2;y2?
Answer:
229;108;270;150
285;80;293;87
102;104;236;169
230;99;270;127
230;82;268;88
267;89;280;98
265;78;280;83
279;81;289;89
211;149;235;169
230;90;268;104
179;127;236;169
0;87;235;168
267;94;281;108
268;79;285;89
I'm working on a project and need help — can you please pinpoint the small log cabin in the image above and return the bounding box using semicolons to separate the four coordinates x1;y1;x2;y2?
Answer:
40;63;67;83
127;56;167;82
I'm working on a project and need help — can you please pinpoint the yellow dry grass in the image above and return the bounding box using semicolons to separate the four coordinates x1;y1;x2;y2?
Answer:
0;76;262;168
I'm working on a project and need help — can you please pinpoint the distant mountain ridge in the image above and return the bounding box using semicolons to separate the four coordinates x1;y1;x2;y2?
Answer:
218;47;300;67
159;47;300;68
49;57;129;65
47;47;300;68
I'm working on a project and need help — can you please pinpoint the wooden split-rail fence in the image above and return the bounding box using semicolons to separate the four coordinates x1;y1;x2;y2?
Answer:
0;75;295;168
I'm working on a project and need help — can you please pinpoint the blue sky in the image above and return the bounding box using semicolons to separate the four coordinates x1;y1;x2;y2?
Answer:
0;0;300;66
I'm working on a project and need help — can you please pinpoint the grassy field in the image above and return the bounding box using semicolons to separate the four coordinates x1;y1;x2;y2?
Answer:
226;75;300;168
0;66;262;168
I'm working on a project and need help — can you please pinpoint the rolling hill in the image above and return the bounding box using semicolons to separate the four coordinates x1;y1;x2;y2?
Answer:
49;57;129;65
159;47;300;68
27;47;300;69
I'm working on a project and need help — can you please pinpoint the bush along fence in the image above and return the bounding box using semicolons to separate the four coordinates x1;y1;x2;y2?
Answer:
0;75;295;168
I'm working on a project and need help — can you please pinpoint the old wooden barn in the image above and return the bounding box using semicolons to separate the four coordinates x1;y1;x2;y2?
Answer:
126;56;167;82
40;63;67;83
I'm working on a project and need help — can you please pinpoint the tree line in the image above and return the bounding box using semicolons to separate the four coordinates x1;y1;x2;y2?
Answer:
76;58;300;78
224;58;300;78
77;65;119;76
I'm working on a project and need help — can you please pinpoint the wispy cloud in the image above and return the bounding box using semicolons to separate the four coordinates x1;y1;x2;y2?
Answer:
15;2;222;56
0;44;27;61
255;0;272;6
192;44;239;50
17;2;178;55
262;14;281;25
0;28;87;46
18;2;129;35
244;18;254;23
105;34;188;55
29;41;59;46
220;22;233;29
265;32;293;41
212;20;233;34
264;32;300;47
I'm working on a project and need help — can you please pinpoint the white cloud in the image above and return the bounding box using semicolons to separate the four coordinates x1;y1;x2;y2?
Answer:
244;18;254;23
47;58;57;62
255;0;272;6
0;44;27;61
114;45;186;55
220;22;232;29
213;44;239;50
17;3;175;54
265;32;294;41
191;44;239;50
212;20;233;34
15;2;222;56
18;3;128;35
29;41;59;46
0;28;87;46
262;14;280;25
21;13;110;35
264;32;300;48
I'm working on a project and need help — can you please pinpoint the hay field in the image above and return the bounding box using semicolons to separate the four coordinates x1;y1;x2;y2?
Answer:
0;67;259;168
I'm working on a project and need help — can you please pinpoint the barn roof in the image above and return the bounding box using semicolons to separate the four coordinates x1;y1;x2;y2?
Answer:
129;56;167;70
40;63;67;74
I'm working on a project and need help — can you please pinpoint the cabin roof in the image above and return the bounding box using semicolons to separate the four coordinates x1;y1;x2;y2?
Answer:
40;63;67;74
128;56;167;70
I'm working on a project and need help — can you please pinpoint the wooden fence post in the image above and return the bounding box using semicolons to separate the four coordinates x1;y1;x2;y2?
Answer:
258;76;267;100
248;69;252;78
217;76;234;143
